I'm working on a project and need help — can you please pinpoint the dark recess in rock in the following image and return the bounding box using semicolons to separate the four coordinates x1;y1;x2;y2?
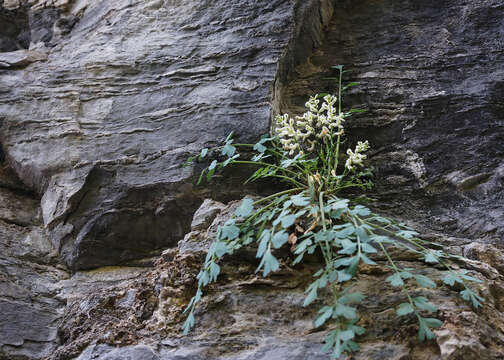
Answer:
0;2;30;52
28;6;60;45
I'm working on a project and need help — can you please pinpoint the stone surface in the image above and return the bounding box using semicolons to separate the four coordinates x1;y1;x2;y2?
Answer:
0;160;67;360
0;2;30;52
0;49;47;68
0;0;503;359
279;0;504;245
47;199;504;360
190;199;226;231
0;0;301;270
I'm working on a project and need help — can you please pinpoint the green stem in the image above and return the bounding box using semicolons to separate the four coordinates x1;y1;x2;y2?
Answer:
252;187;304;206
318;191;334;268
231;160;301;178
263;174;305;188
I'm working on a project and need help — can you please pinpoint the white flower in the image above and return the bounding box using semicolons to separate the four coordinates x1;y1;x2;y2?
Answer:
305;95;319;113
345;141;370;171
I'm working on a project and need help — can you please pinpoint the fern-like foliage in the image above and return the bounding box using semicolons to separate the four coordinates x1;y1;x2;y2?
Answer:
183;65;483;359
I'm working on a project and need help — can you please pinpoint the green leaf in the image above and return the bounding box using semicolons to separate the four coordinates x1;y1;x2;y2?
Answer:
413;297;437;313
314;306;333;328
221;225;240;241
222;153;239;167
350;205;371;216
329;199;349;210
370;235;393;243
294;238;313;255
443;273;460;286
272;230;289;248
460;289;484;308
339;292;365;304
386;273;404;287
460;271;483;283
337;270;352;283
359;253;377;265
235;198;254;217
399;271;413;279
355;226;370;243
208;159;217;170
418;317;436;342
397;230;419;239
343;82;360;91
215;241;228;257
281;211;305;228
396;303;414;316
253;142;267;153
334;225;355;239
291;193;310;206
338;239;357;255
262;250;279;276
256;229;270;258
361;243;377;253
348;108;367;114
209;262;220;282
414;274;436;289
349;324;366;336
339;329;355;341
334;303;357;320
347;256;360;275
303;285;318;307
182;311;195;335
197;270;210;286
222;143;236;157
423;317;443;328
424;252;439;264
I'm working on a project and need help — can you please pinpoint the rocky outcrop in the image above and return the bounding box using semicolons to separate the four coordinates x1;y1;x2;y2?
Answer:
47;199;504;360
0;0;301;270
0;0;503;359
279;0;504;244
0;164;67;360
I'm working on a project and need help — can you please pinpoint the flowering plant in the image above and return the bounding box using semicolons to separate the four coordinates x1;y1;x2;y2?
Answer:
183;65;483;359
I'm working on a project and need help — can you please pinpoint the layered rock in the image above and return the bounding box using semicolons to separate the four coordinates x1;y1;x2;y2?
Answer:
50;199;504;360
0;0;303;270
279;0;504;243
0;0;503;359
0;164;67;360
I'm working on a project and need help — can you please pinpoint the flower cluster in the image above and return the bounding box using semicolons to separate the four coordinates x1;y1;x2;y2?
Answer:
345;140;370;171
275;94;345;155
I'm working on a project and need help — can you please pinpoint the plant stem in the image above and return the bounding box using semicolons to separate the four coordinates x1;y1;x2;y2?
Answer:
231;160;301;178
252;187;304;206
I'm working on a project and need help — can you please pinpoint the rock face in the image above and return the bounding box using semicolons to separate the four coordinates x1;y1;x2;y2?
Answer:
0;0;503;359
279;0;504;244
44;199;504;360
0;0;298;270
0;165;67;360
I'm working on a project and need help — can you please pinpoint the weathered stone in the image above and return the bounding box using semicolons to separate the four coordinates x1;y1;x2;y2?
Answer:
0;2;30;52
75;344;159;360
0;162;67;360
278;0;504;245
190;199;226;232
0;0;299;270
0;0;503;359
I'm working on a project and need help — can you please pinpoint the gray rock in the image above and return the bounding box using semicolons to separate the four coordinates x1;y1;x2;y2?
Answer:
279;0;504;244
76;344;159;360
0;49;47;68
0;165;67;360
1;0;504;360
190;199;226;231
0;0;298;270
0;3;30;52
